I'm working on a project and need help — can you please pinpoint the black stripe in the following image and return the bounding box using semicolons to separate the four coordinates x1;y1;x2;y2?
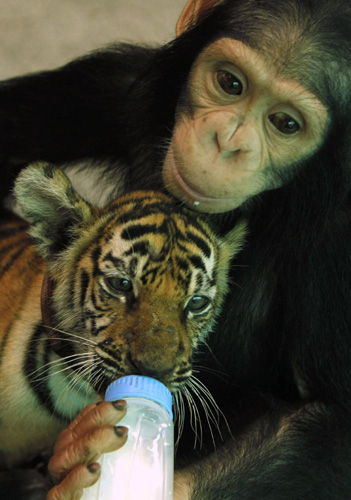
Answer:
0;251;41;366
90;287;110;312
124;241;149;256
174;375;191;383
175;241;188;254
141;266;159;285
93;324;109;336
0;243;29;278
175;256;189;274
103;251;124;269
80;269;89;308
189;255;206;273
115;200;172;225
196;273;204;288
24;325;63;419
159;217;182;239
0;223;28;236
84;309;98;336
121;223;159;241
91;245;102;277
176;366;191;376
0;321;14;368
129;257;138;277
100;355;121;370
0;241;23;259
174;257;191;289
84;308;109;334
186;231;211;259
98;345;122;361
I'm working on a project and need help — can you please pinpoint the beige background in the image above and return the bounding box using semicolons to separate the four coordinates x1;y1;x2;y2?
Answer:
0;0;186;80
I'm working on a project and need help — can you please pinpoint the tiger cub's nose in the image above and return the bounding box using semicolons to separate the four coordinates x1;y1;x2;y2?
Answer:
128;354;174;379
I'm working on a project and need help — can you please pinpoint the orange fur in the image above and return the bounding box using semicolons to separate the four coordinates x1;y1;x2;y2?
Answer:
0;163;247;466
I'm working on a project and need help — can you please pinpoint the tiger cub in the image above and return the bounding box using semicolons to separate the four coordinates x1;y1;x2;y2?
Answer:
0;162;246;467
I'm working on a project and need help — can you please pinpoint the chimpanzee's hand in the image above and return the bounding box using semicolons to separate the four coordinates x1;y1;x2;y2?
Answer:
47;401;128;500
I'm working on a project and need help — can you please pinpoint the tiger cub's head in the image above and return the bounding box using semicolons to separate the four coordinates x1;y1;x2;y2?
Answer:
15;163;247;393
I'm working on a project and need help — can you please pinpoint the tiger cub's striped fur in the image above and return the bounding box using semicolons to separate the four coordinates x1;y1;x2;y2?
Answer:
0;163;246;466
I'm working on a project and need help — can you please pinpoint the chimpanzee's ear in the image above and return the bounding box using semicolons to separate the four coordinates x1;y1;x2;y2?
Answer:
176;0;222;35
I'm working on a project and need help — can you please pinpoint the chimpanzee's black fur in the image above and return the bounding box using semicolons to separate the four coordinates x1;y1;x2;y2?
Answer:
1;1;351;498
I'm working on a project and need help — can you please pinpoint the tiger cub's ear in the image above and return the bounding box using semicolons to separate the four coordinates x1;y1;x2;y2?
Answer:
14;162;94;259
216;219;248;299
219;219;248;263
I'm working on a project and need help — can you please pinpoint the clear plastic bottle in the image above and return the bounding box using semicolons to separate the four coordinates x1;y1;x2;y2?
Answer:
81;375;174;500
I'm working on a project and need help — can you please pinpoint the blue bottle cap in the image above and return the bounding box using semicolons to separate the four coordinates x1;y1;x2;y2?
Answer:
105;375;173;419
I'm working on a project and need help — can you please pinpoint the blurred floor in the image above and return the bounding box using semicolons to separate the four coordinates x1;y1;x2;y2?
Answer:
0;2;186;498
0;0;185;79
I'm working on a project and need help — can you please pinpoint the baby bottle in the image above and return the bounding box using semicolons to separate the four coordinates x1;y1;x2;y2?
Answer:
81;375;174;500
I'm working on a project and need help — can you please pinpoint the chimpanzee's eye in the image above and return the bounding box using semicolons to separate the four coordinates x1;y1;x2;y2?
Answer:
269;112;301;135
217;70;243;96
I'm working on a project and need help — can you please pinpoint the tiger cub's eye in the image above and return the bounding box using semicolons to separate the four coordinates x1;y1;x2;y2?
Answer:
105;277;133;294
187;295;210;313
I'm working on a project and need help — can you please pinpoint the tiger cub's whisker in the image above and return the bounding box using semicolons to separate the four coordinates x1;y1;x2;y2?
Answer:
0;162;246;466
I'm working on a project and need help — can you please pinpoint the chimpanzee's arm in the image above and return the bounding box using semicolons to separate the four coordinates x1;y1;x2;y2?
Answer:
181;205;351;500
182;402;351;500
0;44;154;164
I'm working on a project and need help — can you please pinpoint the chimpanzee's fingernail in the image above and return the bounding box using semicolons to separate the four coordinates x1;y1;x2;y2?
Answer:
115;426;128;437
87;463;100;474
112;400;126;411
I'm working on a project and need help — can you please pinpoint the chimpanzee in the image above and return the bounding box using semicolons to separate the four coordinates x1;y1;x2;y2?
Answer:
0;1;351;499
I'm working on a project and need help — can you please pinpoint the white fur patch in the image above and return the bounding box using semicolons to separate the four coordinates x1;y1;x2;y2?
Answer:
62;161;126;207
7;160;126;218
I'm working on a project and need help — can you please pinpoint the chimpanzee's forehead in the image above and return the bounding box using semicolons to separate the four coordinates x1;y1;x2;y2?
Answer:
207;0;351;111
194;38;327;120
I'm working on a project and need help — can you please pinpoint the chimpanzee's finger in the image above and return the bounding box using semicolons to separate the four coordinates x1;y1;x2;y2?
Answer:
47;462;100;500
49;422;128;483
54;400;126;453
